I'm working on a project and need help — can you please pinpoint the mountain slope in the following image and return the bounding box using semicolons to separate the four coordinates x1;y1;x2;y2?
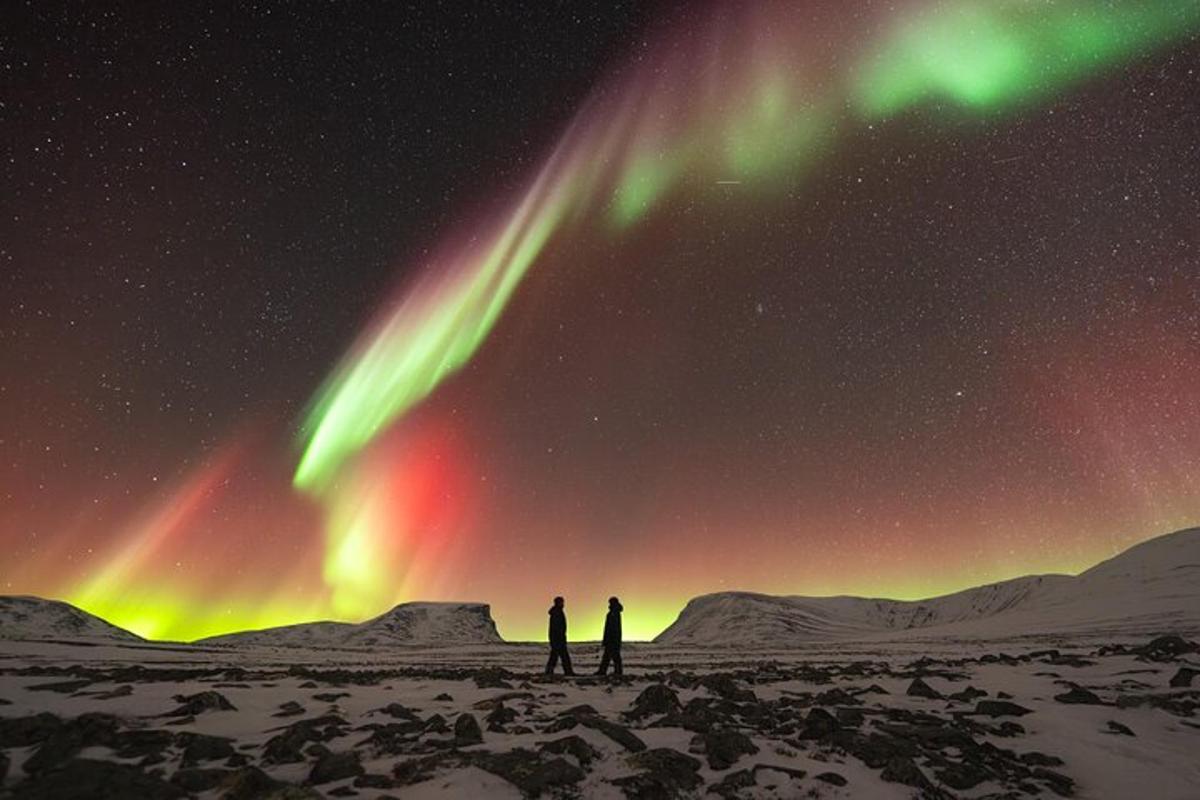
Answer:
656;527;1200;646
0;595;143;642
199;601;503;648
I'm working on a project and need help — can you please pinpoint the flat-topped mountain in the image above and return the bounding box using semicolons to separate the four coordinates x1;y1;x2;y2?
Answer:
655;527;1200;646
198;601;503;649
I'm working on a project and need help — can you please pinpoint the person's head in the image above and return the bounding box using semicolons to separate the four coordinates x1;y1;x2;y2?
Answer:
609;596;620;609
553;596;564;608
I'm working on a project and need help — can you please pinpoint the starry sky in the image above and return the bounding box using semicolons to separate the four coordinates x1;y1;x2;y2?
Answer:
3;1;1199;642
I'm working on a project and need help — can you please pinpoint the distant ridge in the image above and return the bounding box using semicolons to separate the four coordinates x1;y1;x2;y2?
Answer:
197;601;503;649
655;527;1200;647
0;595;143;642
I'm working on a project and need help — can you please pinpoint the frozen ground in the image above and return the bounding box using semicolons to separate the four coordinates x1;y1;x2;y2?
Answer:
2;631;1198;799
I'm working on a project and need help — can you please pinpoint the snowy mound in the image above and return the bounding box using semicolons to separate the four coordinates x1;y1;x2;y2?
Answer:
200;602;503;649
0;595;143;642
657;528;1200;646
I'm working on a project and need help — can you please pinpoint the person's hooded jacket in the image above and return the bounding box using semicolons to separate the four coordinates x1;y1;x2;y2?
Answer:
548;604;567;645
602;599;623;648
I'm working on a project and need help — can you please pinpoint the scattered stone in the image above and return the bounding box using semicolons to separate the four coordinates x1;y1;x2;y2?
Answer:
580;716;646;752
475;749;585;796
474;667;515;689
1169;667;1198;688
815;771;848;786
539;735;600;767
614;748;703;798
454;713;484;746
1106;720;1136;736
973;700;1033;717
1135;635;1198;661
434;692;454;701
23;712;120;774
354;773;394;789
308;750;364;785
178;732;236;765
906;677;942;699
628;683;681;719
164;690;236;717
26;679;93;694
171;767;232;793
275;701;306;718
1055;687;1104;705
948;686;987;703
12;758;186;800
797;707;839;740
219;765;322;799
93;684;134;700
313;692;351;702
699;674;757;702
880;755;931;789
690;729;759;770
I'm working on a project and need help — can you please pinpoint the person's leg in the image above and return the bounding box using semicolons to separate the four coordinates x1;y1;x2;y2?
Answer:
597;647;610;675
545;647;558;674
562;647;575;676
613;648;623;676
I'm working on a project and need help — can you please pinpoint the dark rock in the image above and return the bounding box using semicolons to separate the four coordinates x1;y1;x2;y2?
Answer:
24;712;120;774
275;701;306;718
1135;635;1198;661
948;686;987;703
313;692;351;702
689;729;759;771
434;692;454;701
454;713;484;746
94;684;134;700
1106;720;1136;736
0;751;7;783
424;713;450;733
308;751;364;785
174;732;235;765
815;687;861;706
486;704;519;730
973;700;1033;717
376;702;420;720
880;755;931;789
708;768;755;799
0;712;62;748
474;667;515;689
699;674;756;702
539;735;600;767
1020;751;1064;767
13;758;185;799
262;715;348;764
1169;667;1199;688
614;748;703;798
354;773;394;789
1054;687;1104;705
219;765;322;799
171;767;232;792
327;788;357;797
475;749;586;796
164;690;236;717
628;684;681;719
580;716;646;752
797;707;839;740
815;771;847;786
26;679;93;694
906;677;942;699
305;743;332;760
1033;767;1076;797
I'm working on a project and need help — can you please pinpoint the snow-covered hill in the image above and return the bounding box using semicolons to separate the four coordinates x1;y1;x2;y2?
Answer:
656;527;1200;646
0;595;143;642
199;601;503;649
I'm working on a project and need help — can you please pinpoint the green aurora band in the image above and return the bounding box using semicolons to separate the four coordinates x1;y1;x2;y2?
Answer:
294;0;1199;606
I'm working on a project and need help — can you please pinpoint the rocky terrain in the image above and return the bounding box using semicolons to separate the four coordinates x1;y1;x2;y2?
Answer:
1;633;1198;798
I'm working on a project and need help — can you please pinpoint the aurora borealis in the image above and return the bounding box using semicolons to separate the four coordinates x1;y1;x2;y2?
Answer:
4;2;1200;642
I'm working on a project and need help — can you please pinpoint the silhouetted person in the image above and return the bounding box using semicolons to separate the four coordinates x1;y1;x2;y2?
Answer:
545;596;575;676
596;596;623;676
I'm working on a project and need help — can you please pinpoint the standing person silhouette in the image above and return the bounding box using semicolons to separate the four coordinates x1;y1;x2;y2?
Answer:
596;596;623;676
545;596;575;676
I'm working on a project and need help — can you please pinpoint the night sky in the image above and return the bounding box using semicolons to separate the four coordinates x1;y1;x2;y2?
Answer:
4;1;1199;642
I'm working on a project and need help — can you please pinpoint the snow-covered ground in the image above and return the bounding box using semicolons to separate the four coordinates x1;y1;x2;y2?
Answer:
2;632;1198;799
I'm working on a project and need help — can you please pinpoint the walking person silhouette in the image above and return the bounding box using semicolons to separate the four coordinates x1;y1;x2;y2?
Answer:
596;596;623;676
545;596;575;676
